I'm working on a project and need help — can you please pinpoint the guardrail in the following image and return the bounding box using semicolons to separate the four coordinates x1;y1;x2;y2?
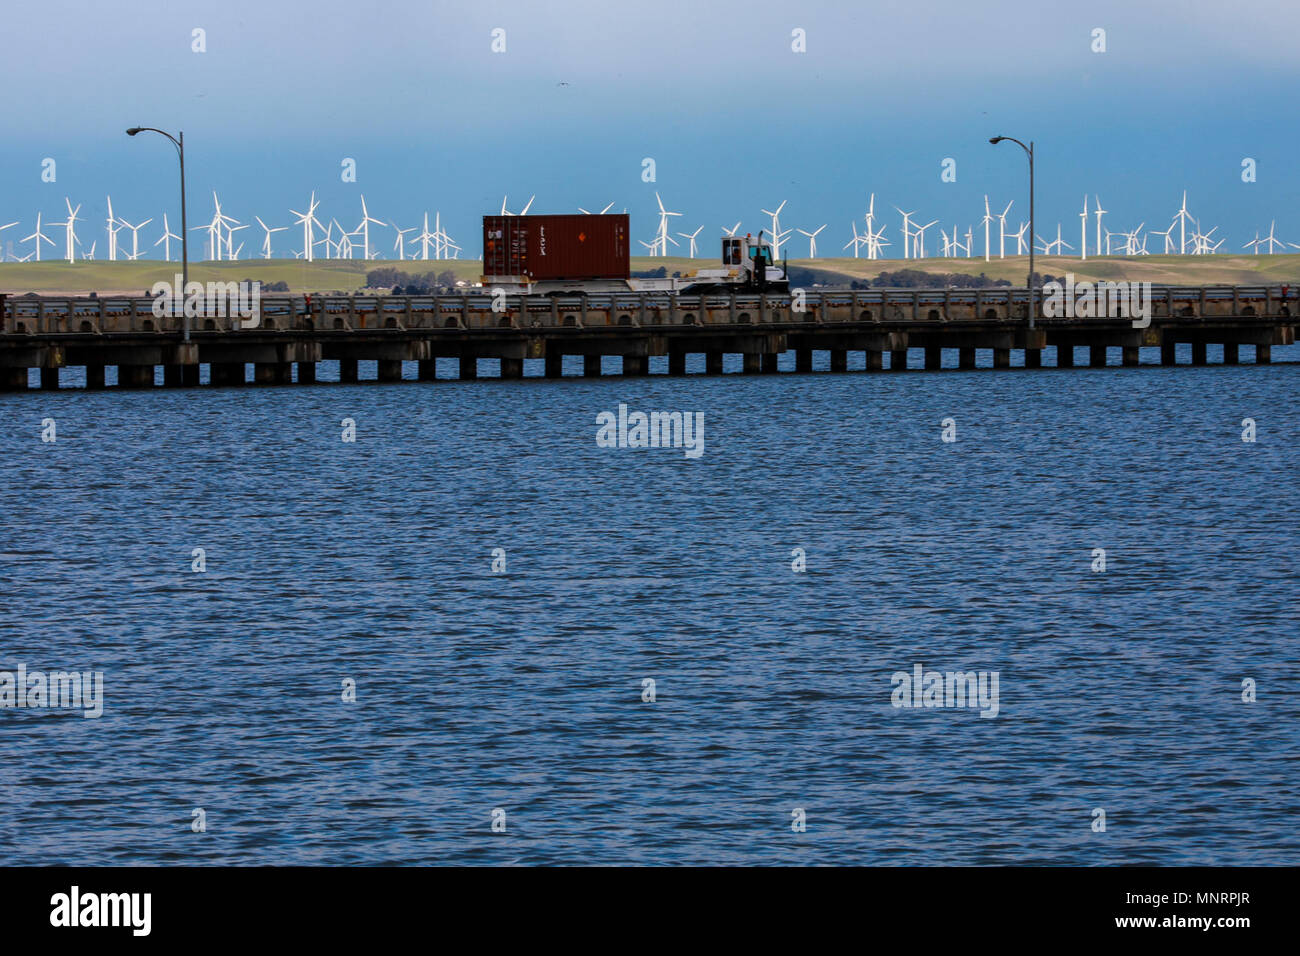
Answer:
1;286;1294;336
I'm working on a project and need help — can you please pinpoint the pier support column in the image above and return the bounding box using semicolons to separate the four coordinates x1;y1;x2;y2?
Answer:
761;352;780;373
417;359;437;381
1057;346;1075;368
377;359;403;382
924;346;942;371
1;368;28;390
584;355;602;377
1192;342;1207;366
298;362;317;384
668;352;686;376
795;348;813;373
1161;342;1178;365
500;357;523;379
623;355;647;377
829;349;847;373
339;358;359;383
1223;343;1240;365
255;362;280;385
544;353;563;379
1122;346;1140;367
119;364;155;388
85;365;105;389
958;347;976;370
1256;344;1272;364
1089;345;1108;368
706;351;725;375
993;348;1010;369
40;368;60;390
1024;349;1042;369
865;350;883;371
743;353;762;374
456;357;476;380
163;365;184;387
183;364;201;386
890;349;908;371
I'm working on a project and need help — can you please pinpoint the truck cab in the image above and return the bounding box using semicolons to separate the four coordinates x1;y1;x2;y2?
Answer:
680;233;788;294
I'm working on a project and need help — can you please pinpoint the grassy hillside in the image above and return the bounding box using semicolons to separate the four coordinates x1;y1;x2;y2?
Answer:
3;254;1300;295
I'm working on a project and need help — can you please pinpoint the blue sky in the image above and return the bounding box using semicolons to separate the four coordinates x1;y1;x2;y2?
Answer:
3;0;1299;260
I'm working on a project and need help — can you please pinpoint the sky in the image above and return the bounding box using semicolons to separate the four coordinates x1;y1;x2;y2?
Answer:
3;0;1299;261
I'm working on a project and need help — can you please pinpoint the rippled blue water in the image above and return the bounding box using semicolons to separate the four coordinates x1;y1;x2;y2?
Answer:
1;346;1297;865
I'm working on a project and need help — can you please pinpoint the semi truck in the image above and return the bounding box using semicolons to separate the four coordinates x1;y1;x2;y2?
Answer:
480;214;788;295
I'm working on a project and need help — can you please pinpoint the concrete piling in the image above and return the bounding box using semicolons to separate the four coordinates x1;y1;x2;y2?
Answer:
584;355;602;377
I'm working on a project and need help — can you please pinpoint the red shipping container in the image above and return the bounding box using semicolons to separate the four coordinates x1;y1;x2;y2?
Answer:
482;214;629;281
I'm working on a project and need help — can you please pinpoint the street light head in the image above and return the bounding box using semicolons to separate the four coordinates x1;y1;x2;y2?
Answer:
989;136;1004;145
126;127;142;136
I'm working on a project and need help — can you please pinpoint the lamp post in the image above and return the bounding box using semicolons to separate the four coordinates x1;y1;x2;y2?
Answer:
989;135;1034;328
126;127;188;342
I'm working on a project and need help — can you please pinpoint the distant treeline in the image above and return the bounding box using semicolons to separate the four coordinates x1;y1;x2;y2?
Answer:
850;269;1013;290
366;267;460;294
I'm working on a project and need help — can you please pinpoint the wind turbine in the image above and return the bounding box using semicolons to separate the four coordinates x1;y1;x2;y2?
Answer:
913;220;939;259
654;192;681;257
1261;221;1286;253
391;222;416;260
290;192;325;263
0;221;18;261
578;202;616;214
105;196;123;262
797;224;826;258
119;217;152;260
1174;192;1194;254
1079;196;1089;260
843;222;864;258
678;225;704;258
356;195;384;259
1151;223;1176;254
760;200;787;256
1010;222;1029;255
895;208;916;258
981;196;992;262
723;221;742;237
500;195;535;216
61;198;82;263
1093;196;1106;257
155;213;181;261
22;213;54;262
997;201;1013;258
254;216;287;259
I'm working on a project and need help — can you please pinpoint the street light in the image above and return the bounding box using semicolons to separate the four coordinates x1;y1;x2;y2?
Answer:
126;126;189;342
990;135;1035;328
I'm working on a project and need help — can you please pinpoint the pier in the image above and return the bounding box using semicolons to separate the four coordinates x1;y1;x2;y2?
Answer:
0;286;1294;389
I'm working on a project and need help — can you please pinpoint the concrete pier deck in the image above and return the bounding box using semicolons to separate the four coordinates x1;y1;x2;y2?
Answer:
1;286;1293;388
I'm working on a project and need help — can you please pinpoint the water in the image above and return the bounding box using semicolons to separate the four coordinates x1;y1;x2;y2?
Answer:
1;347;1297;865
